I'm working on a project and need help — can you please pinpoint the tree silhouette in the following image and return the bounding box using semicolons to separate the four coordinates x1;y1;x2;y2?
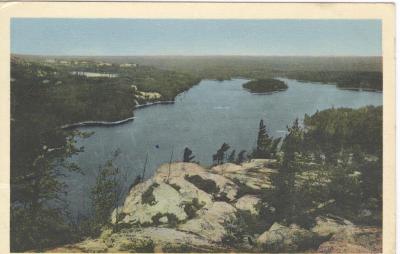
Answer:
212;143;230;165
227;150;236;163
254;119;281;159
183;147;195;162
236;150;247;164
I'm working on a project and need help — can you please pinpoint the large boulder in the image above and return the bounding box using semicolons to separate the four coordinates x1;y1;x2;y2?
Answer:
311;215;355;238
114;162;239;225
256;223;321;252
234;195;262;215
117;180;189;225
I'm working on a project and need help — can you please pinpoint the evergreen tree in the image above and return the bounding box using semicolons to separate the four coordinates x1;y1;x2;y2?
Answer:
11;130;89;251
183;147;195;162
212;143;230;165
253;119;281;159
227;150;236;163
236;150;247;164
272;119;304;224
90;149;126;234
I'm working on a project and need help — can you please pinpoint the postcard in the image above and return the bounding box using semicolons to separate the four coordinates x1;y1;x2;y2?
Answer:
0;2;395;253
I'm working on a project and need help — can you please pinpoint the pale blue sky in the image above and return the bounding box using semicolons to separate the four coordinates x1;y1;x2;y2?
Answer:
11;19;381;56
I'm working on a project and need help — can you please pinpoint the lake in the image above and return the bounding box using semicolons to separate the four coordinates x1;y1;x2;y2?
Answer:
65;78;382;215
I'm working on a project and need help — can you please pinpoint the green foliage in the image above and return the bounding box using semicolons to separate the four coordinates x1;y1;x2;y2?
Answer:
183;198;204;219
271;106;382;228
90;151;127;235
243;79;288;93
10;57;200;251
286;70;382;91
236;150;247;164
141;183;159;205
151;212;179;227
227;150;236;163
184;175;220;195
183;147;195;162
253;120;282;159
212;143;231;165
118;238;155;252
303;106;382;157
99;56;380;87
10;129;86;252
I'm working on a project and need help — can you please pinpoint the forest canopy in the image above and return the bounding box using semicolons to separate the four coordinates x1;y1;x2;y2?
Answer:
243;79;288;93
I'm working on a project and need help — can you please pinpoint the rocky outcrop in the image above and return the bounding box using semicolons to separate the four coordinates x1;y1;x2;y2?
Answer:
234;195;262;215
178;201;237;242
317;225;382;253
256;223;322;252
211;159;277;192
311;215;355;238
49;160;381;253
114;162;239;226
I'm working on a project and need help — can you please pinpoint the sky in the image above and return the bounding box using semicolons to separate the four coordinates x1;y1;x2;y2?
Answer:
11;19;381;56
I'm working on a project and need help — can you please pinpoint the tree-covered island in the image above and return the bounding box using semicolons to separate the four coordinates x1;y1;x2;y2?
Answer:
243;79;288;93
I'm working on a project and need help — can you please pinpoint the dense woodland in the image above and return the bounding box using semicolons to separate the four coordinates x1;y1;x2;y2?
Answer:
10;55;383;252
20;55;383;91
242;79;288;93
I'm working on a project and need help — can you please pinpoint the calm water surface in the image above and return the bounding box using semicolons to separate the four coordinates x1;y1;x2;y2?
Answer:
66;78;382;215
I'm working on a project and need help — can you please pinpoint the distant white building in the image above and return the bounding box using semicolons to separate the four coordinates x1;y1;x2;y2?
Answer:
120;63;137;68
97;62;112;67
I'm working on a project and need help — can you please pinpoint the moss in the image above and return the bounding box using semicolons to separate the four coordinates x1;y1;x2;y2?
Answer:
232;179;261;198
118;238;154;252
151;213;180;227
162;243;214;253
141;183;159;205
183;198;204;219
184;175;219;194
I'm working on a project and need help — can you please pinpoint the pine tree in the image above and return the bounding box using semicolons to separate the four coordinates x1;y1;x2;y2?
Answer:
90;149;126;234
11;130;89;251
236;150;247;164
212;143;230;165
272;118;304;224
227;150;236;163
254;119;280;159
183;147;195;162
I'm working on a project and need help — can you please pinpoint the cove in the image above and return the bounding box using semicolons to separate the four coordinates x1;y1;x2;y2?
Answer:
65;78;383;215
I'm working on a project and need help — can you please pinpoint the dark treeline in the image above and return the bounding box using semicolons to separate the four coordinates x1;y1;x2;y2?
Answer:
18;55;383;91
285;70;382;91
243;79;288;93
271;105;382;228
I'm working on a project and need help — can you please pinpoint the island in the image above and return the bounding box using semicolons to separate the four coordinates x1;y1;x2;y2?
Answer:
242;79;288;93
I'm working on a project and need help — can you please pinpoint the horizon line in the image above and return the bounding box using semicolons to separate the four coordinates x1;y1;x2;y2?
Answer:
12;53;382;58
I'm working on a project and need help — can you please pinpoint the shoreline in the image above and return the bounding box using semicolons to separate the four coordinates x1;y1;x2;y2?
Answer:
61;116;136;130
134;100;175;109
60;100;176;130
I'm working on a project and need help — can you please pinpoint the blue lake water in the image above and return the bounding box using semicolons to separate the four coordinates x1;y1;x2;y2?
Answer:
66;78;383;215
